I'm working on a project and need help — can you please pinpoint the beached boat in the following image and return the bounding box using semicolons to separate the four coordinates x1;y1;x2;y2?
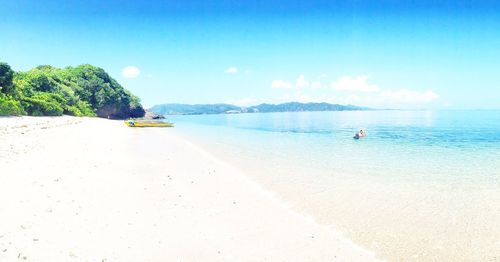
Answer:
125;120;174;127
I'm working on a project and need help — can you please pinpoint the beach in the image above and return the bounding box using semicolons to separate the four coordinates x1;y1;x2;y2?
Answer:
168;111;500;261
0;117;377;262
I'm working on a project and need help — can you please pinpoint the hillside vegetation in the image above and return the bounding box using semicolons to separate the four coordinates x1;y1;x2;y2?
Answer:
0;62;145;118
150;102;370;115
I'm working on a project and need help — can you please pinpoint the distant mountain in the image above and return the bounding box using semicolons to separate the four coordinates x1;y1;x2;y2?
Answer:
249;102;369;113
149;103;240;115
149;102;370;115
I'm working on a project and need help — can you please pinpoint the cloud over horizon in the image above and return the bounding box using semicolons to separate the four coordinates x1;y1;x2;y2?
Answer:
271;79;293;89
271;75;321;89
269;73;438;108
331;75;380;92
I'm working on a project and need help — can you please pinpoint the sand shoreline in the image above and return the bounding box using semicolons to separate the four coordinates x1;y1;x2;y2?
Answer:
168;117;500;262
0;117;378;261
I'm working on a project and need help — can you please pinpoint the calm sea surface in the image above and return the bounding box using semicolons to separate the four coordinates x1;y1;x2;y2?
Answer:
169;110;500;261
170;110;500;184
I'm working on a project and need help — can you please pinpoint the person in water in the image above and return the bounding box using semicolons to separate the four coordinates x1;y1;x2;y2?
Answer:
354;129;366;139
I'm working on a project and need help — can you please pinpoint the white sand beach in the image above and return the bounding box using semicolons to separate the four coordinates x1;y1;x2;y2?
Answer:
0;117;378;262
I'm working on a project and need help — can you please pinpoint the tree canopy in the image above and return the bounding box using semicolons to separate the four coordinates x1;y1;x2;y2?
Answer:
0;62;145;118
0;62;15;95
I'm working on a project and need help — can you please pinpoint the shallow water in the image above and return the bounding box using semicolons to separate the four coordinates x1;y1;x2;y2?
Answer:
169;110;500;261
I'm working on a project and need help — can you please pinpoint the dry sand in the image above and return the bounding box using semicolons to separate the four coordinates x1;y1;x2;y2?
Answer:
0;117;378;262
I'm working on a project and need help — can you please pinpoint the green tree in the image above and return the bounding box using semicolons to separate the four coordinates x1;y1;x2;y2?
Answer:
2;62;145;118
66;64;145;118
0;96;26;116
0;62;15;95
22;93;65;116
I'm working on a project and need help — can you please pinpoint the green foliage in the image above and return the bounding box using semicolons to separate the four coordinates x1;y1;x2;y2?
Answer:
0;62;15;95
65;64;142;118
0;61;144;118
22;93;65;116
0;95;26;116
67;100;95;117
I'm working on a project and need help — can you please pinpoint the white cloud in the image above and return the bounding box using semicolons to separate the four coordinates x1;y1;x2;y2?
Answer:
295;74;310;88
225;66;238;74
271;75;318;89
310;81;322;89
320;73;327;78
271;79;293;89
331;75;380;92
269;72;440;108
122;66;140;78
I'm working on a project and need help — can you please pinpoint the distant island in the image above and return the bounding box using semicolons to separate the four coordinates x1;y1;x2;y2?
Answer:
150;102;371;115
0;61;145;118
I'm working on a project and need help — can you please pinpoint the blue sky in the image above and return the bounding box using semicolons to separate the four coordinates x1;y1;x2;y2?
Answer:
1;0;499;109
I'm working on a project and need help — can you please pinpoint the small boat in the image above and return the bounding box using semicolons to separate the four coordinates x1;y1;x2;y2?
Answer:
125;120;174;127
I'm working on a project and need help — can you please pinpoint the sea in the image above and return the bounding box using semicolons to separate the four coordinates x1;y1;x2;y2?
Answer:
169;110;500;261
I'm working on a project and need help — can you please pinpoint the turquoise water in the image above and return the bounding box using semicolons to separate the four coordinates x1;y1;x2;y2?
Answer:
168;110;500;260
170;110;500;187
